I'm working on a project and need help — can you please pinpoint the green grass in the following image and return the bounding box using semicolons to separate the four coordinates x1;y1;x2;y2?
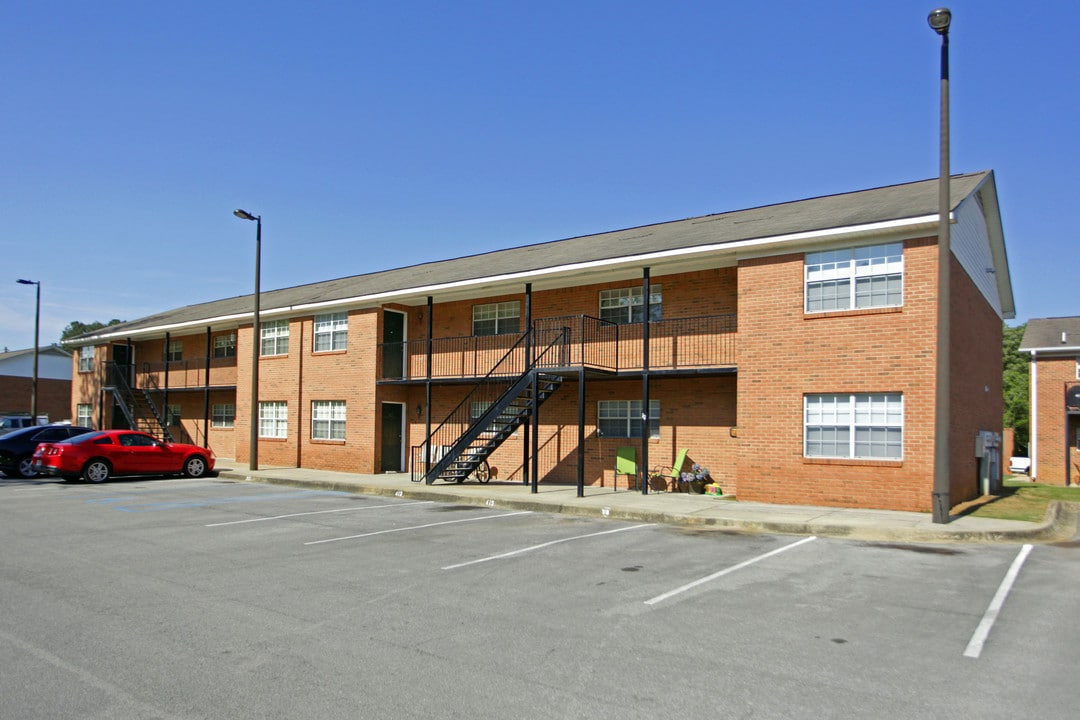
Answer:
959;477;1080;523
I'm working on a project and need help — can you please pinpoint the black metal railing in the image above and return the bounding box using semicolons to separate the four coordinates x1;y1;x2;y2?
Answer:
410;328;569;482
379;312;735;381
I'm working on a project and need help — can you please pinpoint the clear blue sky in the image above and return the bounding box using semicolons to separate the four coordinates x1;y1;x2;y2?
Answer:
1;0;1075;350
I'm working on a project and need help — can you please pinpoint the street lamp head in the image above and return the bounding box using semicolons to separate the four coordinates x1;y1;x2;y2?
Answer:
16;279;38;286
233;209;258;222
928;7;951;35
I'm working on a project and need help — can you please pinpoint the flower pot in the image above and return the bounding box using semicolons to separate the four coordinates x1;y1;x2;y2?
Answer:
688;479;707;494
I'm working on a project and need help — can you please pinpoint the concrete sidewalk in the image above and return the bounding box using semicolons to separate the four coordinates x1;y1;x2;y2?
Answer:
213;462;1078;544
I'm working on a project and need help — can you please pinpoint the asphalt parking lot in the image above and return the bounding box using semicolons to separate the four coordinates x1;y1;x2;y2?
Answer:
2;475;1078;719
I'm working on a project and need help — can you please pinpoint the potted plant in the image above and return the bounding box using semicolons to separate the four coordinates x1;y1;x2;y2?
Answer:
680;464;711;494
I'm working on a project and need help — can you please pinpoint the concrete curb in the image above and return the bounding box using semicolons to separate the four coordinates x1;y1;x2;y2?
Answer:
217;469;1079;545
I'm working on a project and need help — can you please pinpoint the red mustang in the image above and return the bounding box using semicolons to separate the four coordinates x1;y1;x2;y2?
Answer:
32;430;215;483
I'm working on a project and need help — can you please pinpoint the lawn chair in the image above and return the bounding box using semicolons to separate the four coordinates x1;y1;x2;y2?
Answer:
650;448;690;492
614;446;637;491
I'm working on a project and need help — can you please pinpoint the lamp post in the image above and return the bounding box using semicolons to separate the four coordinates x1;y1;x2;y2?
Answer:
234;209;261;471
16;279;40;423
928;7;951;523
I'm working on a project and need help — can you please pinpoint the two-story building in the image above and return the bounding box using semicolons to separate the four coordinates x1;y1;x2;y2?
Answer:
1019;317;1080;486
69;171;1014;512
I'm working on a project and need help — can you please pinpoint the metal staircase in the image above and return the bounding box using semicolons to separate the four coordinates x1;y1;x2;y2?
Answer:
105;363;174;441
414;327;570;484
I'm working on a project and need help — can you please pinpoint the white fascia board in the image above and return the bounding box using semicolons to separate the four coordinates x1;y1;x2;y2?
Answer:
1023;346;1080;354
77;213;940;343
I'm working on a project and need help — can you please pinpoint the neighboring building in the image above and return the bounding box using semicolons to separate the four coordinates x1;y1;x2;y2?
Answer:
68;171;1014;512
1019;317;1080;486
0;345;73;422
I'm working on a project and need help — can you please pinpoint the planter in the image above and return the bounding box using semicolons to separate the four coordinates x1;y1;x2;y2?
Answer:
688;479;707;494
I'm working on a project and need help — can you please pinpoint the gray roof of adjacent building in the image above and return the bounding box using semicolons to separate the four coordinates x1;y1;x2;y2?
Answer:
1019;317;1080;353
72;170;1010;344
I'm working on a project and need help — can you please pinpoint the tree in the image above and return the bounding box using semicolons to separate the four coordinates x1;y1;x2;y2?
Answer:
1002;322;1029;455
60;319;126;348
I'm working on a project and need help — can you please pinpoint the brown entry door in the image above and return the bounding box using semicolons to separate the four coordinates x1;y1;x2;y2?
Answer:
381;403;404;472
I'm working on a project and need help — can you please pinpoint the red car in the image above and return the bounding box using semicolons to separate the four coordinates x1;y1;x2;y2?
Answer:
32;430;215;483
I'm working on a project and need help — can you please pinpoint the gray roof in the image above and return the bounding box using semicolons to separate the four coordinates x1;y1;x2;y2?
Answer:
1019;317;1080;352
76;171;995;342
0;345;72;361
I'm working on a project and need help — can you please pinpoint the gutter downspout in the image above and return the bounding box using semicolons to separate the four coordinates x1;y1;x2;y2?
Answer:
1030;350;1037;480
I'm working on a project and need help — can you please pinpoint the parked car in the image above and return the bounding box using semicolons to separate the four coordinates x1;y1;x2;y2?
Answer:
1008;457;1031;475
0;414;49;436
31;430;215;483
0;424;94;478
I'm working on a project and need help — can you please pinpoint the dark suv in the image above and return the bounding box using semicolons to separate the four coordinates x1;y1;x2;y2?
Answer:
0;425;94;478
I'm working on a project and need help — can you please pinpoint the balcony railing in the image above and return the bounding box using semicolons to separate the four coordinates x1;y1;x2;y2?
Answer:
379;313;736;381
138;357;238;390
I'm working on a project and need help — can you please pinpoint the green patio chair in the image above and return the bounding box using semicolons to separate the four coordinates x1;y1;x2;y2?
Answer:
650;448;689;492
614;446;637;491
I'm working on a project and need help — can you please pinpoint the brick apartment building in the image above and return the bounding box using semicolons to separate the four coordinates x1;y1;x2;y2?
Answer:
1019;317;1080;486
0;345;73;422
68;171;1014;512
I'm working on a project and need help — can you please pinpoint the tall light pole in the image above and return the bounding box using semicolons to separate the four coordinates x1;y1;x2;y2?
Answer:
16;279;41;423
929;7;951;523
234;209;261;471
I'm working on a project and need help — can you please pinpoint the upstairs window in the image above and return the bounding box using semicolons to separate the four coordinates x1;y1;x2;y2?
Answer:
78;346;95;373
166;340;183;362
804;393;903;459
213;333;237;358
473;301;520;336
805;243;903;313
261;320;289;357
314;312;349;352
599;286;662;325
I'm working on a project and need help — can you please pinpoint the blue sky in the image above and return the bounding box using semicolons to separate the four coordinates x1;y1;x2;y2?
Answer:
1;1;1076;350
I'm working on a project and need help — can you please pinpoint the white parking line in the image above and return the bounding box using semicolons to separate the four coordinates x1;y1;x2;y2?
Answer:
442;523;655;570
644;536;818;606
205;500;434;526
963;543;1033;659
304;510;533;545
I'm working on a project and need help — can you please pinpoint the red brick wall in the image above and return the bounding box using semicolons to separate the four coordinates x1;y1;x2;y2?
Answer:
1032;356;1079;485
736;239;939;511
948;256;1005;501
0;376;72;422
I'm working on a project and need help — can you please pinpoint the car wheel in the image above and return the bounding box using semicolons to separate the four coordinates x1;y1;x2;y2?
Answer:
16;456;37;479
82;460;111;483
184;455;208;478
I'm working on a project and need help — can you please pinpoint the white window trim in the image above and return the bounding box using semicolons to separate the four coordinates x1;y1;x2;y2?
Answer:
804;393;904;460
311;400;347;440
260;320;290;357
599;286;662;325
166;340;183;362
211;403;235;428
805;243;904;313
597;399;660;439
213;333;237;358
76;403;93;427
79;346;95;373
259;401;288;438
472;301;520;336
314;312;348;352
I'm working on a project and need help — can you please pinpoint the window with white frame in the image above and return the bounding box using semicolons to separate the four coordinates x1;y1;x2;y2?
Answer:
1075;357;1079;380
472;301;520;336
805;243;903;313
76;403;93;428
166;404;181;427
260;320;290;356
311;400;346;440
166;340;182;362
211;403;235;428
259;401;288;438
598;400;660;439
314;312;348;352
78;346;95;373
213;333;236;358
599;286;662;325
804;393;903;459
